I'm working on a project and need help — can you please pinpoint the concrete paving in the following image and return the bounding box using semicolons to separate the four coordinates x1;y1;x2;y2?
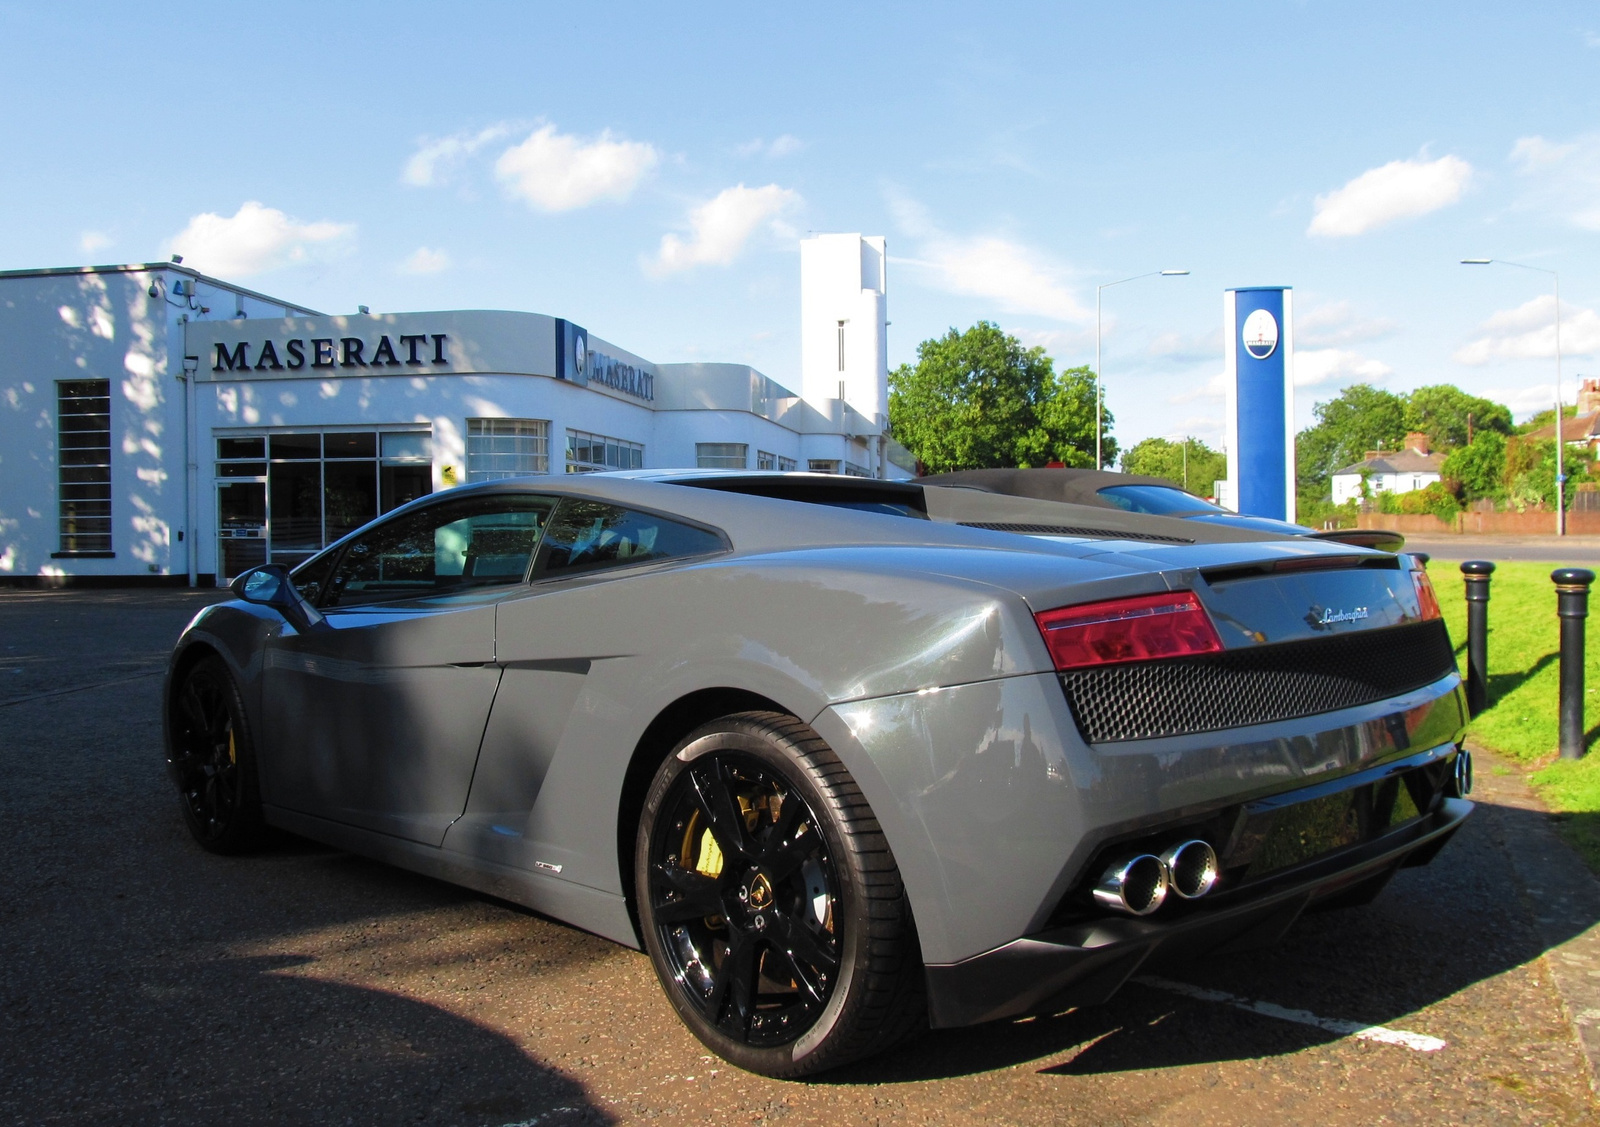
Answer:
3;589;1599;1125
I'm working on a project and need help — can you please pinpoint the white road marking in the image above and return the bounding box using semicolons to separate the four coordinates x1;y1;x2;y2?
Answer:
1133;975;1448;1053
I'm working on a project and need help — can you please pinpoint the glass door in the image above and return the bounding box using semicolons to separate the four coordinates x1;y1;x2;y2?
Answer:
217;480;267;581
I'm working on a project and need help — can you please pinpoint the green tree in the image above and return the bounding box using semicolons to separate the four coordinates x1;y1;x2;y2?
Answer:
1404;384;1513;450
888;323;1111;472
1502;436;1592;509
1295;384;1408;497
1119;436;1228;498
1440;430;1507;502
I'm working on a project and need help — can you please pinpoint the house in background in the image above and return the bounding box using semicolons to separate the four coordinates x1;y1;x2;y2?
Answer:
1331;432;1446;505
1523;376;1600;456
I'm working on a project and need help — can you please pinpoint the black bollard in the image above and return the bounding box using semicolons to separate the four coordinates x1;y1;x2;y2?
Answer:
1553;568;1595;759
1461;561;1495;718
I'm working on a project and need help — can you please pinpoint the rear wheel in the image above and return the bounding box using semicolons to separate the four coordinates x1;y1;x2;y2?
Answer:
635;711;924;1077
167;655;265;854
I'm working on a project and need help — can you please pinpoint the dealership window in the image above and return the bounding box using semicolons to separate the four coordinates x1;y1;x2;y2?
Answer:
808;459;840;474
214;428;433;578
777;455;797;471
757;451;797;471
56;379;113;555
566;429;644;474
696;442;748;469
844;461;872;478
467;418;550;481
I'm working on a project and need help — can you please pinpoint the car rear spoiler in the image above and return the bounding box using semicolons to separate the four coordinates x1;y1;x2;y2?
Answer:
1307;528;1406;553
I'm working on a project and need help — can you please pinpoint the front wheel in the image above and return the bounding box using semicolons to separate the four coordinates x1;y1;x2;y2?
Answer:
167;654;266;854
635;712;924;1077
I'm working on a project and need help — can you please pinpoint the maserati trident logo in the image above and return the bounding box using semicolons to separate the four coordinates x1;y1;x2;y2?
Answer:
1241;308;1279;360
1317;606;1369;626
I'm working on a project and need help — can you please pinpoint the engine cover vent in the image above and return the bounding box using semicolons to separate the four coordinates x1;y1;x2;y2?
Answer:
1059;619;1456;743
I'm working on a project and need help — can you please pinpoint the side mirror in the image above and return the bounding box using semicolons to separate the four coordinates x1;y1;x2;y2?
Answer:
230;564;325;629
231;564;298;608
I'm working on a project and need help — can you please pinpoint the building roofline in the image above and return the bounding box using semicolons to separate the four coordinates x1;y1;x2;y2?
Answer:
0;262;322;316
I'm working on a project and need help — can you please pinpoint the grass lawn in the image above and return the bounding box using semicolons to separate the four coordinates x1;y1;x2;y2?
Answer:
1434;559;1600;868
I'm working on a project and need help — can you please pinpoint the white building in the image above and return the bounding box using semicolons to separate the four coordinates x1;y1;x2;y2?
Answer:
0;235;910;586
1330;432;1446;505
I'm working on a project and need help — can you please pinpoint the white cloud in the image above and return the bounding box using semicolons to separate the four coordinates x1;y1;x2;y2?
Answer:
1483;382;1565;420
646;183;800;275
1510;132;1600;230
1295;299;1399;347
1293;348;1394;388
400;246;450;275
737;134;804;158
1147;328;1222;364
495;124;658;211
1454;294;1600;364
888;193;1089;322
163;202;353;277
1169;371;1228;404
403;124;513;187
1307;153;1472;237
79;230;111;255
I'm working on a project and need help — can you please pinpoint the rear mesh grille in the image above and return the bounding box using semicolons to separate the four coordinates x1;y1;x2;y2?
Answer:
1059;620;1456;743
959;521;1193;544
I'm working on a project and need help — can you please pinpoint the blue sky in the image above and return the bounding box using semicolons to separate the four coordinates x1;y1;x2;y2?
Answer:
3;2;1599;450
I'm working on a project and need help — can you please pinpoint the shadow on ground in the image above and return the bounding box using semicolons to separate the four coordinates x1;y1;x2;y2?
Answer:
821;795;1590;1083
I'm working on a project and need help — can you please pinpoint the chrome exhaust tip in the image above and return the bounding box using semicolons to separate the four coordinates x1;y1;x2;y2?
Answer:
1451;749;1473;797
1161;839;1219;900
1093;853;1169;916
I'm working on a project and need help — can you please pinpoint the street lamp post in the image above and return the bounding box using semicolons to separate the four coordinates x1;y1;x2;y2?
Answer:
1095;269;1190;470
1461;258;1566;535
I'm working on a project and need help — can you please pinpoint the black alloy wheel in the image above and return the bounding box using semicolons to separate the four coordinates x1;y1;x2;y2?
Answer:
636;712;924;1077
168;655;265;854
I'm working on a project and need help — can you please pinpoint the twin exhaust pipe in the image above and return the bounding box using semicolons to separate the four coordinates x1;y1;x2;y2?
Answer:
1093;839;1219;916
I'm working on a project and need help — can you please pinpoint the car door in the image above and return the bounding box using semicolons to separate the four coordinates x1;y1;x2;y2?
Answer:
444;496;729;875
261;491;556;845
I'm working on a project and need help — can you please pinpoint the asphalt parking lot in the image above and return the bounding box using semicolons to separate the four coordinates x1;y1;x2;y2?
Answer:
3;589;1599;1126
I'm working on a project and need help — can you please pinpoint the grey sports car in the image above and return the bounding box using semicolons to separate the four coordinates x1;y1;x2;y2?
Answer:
164;471;1472;1077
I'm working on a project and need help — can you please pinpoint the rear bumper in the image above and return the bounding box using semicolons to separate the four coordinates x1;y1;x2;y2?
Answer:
924;795;1472;1028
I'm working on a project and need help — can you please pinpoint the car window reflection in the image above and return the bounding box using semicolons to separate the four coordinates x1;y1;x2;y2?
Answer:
534;499;725;579
321;495;556;607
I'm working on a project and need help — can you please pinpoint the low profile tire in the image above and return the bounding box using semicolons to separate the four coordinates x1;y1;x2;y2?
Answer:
167;654;266;854
635;711;925;1077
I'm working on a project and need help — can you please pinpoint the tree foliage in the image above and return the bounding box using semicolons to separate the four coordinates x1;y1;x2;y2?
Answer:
888;322;1111;472
1119;436;1228;499
1440;430;1507;502
1403;384;1513;450
1295;384;1408;496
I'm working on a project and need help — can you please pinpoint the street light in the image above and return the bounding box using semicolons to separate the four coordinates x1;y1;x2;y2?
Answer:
1096;270;1189;470
1460;258;1566;535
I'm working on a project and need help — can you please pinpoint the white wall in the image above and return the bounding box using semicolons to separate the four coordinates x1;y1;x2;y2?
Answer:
0;269;183;578
800;234;888;426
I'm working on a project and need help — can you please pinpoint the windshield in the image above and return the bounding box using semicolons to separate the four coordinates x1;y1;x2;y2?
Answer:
1096;484;1222;515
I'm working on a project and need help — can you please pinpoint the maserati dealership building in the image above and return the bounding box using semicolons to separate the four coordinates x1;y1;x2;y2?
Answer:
0;234;908;585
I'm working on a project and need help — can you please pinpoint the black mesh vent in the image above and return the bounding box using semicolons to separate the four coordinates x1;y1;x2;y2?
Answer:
959;521;1193;544
1059;620;1456;744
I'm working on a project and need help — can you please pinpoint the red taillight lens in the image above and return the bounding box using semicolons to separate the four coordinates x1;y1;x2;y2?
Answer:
1410;559;1442;621
1035;591;1224;671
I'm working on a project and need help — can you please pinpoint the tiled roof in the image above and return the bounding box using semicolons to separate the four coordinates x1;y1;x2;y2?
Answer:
1523;411;1600;443
1332;449;1447;476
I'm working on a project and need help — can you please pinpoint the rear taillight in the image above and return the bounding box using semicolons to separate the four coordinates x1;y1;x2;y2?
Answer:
1035;591;1224;671
1410;558;1442;621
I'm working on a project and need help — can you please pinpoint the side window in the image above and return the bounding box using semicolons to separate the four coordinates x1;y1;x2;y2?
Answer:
290;549;340;604
533;499;725;579
322;494;556;607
